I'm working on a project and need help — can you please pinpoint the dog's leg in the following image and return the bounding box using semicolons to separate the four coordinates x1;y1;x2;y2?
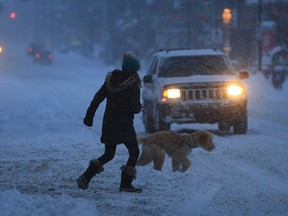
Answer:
137;145;153;166
170;150;191;173
179;158;191;172
152;146;165;171
172;159;181;172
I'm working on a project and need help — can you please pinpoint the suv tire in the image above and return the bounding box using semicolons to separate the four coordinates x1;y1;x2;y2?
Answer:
154;104;170;132
143;102;154;133
218;121;232;132
233;110;248;134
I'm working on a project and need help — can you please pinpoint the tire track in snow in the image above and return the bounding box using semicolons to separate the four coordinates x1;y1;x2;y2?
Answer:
225;158;288;194
170;182;222;216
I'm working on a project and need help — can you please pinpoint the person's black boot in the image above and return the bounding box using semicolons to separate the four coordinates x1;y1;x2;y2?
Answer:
119;165;142;193
76;159;104;190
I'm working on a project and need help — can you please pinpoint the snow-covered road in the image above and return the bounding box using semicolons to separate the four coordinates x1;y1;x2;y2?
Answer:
0;43;287;216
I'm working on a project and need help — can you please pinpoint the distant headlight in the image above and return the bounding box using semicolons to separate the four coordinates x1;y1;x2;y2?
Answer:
162;88;180;101
227;85;243;96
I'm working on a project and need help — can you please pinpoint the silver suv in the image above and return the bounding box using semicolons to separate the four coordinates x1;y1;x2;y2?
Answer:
142;49;249;134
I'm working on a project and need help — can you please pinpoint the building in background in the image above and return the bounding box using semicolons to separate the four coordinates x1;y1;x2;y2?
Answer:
1;0;287;69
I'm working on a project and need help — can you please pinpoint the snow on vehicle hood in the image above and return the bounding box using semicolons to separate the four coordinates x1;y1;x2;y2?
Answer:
157;75;240;86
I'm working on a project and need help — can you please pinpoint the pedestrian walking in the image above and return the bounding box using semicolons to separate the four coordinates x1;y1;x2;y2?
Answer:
77;51;142;193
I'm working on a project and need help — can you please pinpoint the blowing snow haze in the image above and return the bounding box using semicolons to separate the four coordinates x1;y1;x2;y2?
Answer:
0;0;288;215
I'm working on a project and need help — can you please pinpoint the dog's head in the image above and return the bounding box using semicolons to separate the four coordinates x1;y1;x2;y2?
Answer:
190;131;215;152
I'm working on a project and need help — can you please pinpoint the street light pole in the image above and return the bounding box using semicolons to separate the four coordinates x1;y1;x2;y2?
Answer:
187;0;192;48
222;8;232;54
258;0;262;72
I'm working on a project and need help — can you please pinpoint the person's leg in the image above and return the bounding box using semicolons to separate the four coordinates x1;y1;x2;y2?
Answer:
97;143;117;165
119;138;142;192
77;143;117;190
123;138;140;167
76;159;104;190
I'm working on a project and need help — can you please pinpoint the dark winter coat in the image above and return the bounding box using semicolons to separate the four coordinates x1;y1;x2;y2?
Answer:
84;69;142;144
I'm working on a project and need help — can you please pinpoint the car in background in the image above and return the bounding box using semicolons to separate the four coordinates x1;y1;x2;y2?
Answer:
33;50;53;64
142;49;249;134
27;43;43;56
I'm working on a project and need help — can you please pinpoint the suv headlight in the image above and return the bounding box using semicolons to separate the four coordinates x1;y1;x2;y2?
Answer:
227;85;243;96
162;88;180;101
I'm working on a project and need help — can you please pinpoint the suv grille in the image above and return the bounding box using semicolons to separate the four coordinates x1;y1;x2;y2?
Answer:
180;88;227;101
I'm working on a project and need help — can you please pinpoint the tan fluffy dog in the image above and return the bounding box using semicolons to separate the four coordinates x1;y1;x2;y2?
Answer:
137;130;215;172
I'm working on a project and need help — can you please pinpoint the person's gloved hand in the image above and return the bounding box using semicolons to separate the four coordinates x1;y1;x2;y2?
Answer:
83;116;93;127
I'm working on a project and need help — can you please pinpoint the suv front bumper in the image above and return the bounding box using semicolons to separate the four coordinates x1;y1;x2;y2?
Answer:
159;100;247;124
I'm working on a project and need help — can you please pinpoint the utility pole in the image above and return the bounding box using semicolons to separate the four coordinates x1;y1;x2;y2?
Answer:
258;0;262;72
187;0;192;48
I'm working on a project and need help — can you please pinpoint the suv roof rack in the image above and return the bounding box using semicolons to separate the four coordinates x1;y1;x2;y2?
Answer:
158;48;193;53
159;48;221;53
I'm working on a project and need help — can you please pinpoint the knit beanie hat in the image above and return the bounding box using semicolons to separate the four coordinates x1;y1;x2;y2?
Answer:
122;51;140;72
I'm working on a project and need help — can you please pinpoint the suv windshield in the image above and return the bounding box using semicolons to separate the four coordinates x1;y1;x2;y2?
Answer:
158;55;233;77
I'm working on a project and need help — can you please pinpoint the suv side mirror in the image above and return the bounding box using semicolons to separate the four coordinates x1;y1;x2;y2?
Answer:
143;75;153;83
239;71;249;80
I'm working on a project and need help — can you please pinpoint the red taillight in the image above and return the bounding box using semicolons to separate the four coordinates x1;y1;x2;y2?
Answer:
28;47;32;52
35;53;41;58
48;54;53;59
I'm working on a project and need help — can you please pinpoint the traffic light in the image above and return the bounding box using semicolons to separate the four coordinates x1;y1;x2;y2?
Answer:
222;8;232;25
10;11;16;19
